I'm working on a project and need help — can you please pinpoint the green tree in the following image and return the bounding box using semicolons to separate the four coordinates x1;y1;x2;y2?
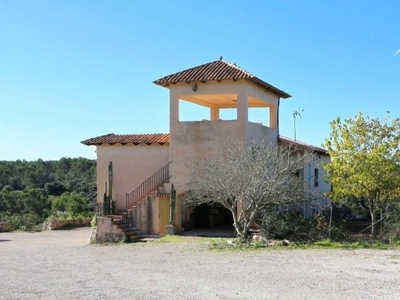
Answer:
51;192;90;216
323;112;400;238
0;190;24;214
0;157;96;230
22;188;51;217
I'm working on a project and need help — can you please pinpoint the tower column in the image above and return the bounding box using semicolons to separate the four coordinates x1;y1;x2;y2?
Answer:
210;106;220;121
237;88;248;124
270;105;277;128
170;91;179;123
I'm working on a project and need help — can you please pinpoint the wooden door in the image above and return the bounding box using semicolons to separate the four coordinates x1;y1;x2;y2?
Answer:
158;197;170;235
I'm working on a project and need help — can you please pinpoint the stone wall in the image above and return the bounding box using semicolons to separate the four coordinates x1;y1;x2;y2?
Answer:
42;219;91;231
96;216;124;243
0;222;9;232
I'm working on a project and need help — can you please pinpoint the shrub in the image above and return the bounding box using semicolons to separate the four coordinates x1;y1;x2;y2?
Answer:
0;213;43;231
259;210;348;242
261;211;316;241
51;192;90;216
381;200;400;243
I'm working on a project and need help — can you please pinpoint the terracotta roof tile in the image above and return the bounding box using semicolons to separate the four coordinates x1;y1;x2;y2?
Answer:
81;133;170;146
278;136;328;155
153;59;291;99
81;133;327;156
156;193;170;197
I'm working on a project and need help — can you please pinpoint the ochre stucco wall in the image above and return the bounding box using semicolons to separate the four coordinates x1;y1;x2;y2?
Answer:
246;121;278;143
167;80;281;229
96;144;169;210
168;80;280;192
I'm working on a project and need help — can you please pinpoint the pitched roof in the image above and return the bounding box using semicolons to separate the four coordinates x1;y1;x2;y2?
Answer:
278;136;328;155
81;133;327;155
153;59;291;99
81;133;169;146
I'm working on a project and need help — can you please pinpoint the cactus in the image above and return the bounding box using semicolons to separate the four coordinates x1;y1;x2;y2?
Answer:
102;162;115;215
169;183;176;225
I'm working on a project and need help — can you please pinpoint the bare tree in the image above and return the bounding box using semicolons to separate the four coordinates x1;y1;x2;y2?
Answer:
183;139;320;239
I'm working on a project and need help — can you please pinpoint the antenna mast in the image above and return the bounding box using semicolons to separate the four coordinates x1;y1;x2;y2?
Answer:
292;108;303;141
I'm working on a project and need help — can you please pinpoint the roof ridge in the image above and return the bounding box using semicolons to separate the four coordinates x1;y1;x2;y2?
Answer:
153;59;291;98
219;59;254;77
113;133;169;136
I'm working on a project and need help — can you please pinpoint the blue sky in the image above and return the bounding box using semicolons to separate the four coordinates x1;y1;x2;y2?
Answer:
1;1;399;161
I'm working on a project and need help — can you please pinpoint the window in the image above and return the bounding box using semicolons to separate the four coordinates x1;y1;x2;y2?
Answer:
314;168;319;187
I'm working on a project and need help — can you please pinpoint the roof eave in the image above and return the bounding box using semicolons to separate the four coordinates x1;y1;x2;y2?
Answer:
154;77;291;98
249;77;291;99
278;137;328;156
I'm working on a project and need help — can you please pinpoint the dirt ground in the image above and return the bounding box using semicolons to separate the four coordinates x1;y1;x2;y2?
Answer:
1;228;400;300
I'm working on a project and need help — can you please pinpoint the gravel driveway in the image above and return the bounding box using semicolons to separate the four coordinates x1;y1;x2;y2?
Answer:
1;228;400;300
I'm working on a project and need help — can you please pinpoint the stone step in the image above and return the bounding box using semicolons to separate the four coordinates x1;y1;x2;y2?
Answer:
126;234;141;242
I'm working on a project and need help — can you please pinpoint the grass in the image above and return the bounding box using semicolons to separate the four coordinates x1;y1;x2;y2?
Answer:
168;236;400;251
311;239;392;250
152;234;400;251
157;235;188;243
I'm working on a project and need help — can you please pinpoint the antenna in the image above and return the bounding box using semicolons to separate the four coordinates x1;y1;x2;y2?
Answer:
292;108;304;141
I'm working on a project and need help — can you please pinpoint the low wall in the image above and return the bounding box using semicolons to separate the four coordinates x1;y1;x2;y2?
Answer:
43;219;91;231
0;222;9;232
96;217;124;243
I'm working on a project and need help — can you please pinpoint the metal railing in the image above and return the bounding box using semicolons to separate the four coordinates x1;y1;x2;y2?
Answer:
126;162;171;211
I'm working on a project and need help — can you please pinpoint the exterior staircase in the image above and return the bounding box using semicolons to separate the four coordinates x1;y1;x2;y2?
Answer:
126;162;171;210
109;215;141;242
96;162;171;243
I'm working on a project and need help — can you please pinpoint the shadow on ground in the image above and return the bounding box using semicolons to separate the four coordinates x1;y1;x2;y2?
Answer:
181;224;236;238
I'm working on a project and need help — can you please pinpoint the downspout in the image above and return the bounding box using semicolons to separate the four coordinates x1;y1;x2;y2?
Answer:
277;98;280;144
169;184;176;224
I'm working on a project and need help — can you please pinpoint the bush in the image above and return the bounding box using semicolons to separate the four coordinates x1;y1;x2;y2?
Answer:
261;211;316;241
381;201;400;242
0;213;43;231
51;192;90;216
260;210;348;242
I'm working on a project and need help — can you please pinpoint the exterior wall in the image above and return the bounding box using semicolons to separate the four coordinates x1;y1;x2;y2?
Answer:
168;80;281;230
169;80;280;192
169;120;242;230
302;154;331;216
169;120;241;192
96;144;169;210
246;121;278;144
130;193;159;235
169;120;278;191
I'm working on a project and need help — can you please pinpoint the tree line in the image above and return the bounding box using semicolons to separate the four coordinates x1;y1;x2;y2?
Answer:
0;157;96;230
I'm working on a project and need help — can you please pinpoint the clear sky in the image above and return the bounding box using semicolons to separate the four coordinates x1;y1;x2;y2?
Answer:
1;1;399;161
